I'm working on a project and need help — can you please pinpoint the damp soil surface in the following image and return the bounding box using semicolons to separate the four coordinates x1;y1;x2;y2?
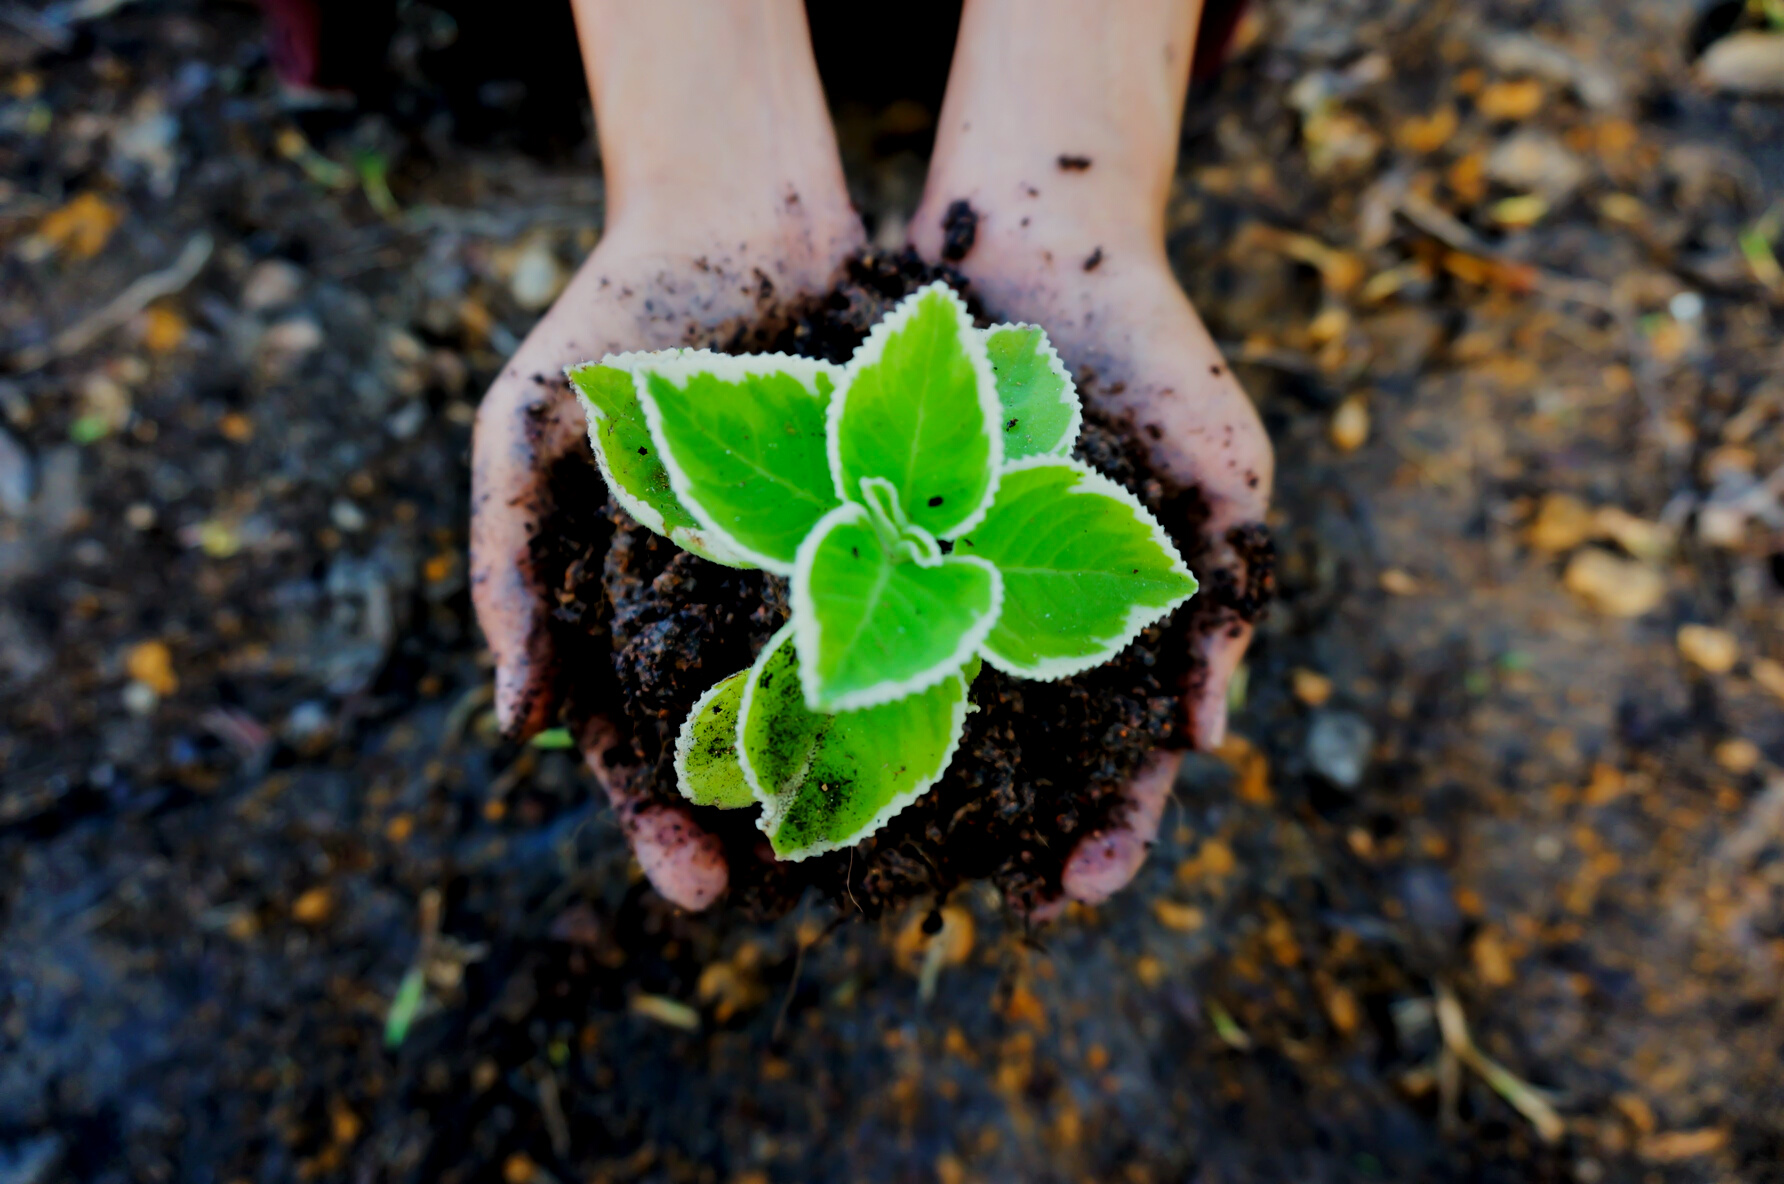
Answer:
533;248;1265;918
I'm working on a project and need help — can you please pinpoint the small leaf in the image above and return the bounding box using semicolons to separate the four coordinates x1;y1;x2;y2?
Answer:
531;727;575;750
738;626;970;860
829;283;1002;539
983;324;1081;460
570;358;753;568
958;458;1197;679
672;670;754;809
793;502;1001;712
383;966;427;1049
635;352;842;574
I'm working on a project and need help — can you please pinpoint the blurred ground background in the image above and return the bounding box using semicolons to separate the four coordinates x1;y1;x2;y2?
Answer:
2;0;1783;1181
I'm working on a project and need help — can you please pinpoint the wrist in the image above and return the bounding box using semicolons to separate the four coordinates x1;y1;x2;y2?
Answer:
572;0;851;232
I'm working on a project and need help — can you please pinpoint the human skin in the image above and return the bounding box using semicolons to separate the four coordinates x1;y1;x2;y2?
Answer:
910;0;1273;904
470;0;861;910
469;0;1273;912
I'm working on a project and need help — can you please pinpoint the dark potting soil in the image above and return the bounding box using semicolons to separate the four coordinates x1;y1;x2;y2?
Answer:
538;248;1271;918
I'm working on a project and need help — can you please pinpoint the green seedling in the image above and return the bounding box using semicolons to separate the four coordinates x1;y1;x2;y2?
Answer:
570;283;1197;860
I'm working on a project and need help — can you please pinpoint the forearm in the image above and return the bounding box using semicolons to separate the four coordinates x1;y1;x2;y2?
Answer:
918;0;1202;249
570;0;850;230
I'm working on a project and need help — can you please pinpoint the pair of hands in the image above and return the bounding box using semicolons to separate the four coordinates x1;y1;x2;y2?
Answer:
469;0;1273;915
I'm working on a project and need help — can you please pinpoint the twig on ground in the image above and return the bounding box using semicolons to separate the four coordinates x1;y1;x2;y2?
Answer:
9;232;212;372
1434;981;1565;1142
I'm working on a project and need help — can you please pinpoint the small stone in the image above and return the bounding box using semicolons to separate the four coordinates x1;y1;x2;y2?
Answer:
1486;130;1586;199
285;700;332;742
122;680;158;715
1713;738;1760;775
1307;710;1374;788
241;259;305;311
508;237;565;311
1329;393;1370;452
261;317;324;358
1676;624;1738;674
1563;549;1664;618
330;499;367;533
0;423;33;517
1291;667;1333;707
1527;493;1593;553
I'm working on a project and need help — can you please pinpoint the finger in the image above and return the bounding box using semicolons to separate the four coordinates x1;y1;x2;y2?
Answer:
1061;748;1182;905
1187;618;1250;751
469;359;587;739
580;716;728;911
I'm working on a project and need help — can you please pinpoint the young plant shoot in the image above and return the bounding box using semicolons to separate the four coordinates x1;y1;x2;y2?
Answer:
570;283;1197;861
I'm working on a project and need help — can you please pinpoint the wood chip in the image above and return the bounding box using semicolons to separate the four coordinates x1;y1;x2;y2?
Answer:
1563;549;1664;617
1477;78;1545;120
292;886;333;925
1291;668;1334;707
630;993;700;1031
1330;393;1370;452
126;639;178;696
1676;624;1739;674
1527;493;1593;553
1714;738;1761;775
1379;568;1420;596
1751;657;1784;703
1640;1128;1729;1161
1152;899;1205;933
1696;32;1784;96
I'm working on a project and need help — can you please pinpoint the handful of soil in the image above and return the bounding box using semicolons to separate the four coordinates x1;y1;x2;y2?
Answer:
538;250;1264;918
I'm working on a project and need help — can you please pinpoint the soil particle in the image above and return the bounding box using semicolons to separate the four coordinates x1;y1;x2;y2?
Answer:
938;200;979;263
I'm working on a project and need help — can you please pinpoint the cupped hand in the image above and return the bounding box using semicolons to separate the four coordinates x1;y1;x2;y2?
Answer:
912;210;1276;913
470;211;862;910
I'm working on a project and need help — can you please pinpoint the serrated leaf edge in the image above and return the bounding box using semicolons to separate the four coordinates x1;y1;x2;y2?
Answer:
736;624;972;863
826;282;1005;539
671;668;752;809
972;456;1199;681
982;322;1083;460
569;363;756;568
625;350;843;576
791;500;1004;713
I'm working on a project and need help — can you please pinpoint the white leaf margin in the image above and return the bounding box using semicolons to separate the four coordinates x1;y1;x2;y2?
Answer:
736;624;973;862
967;456;1199;682
791;500;1004;713
570;356;756;569
623;349;844;577
671;667;754;809
825;281;1005;540
982;322;1083;461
